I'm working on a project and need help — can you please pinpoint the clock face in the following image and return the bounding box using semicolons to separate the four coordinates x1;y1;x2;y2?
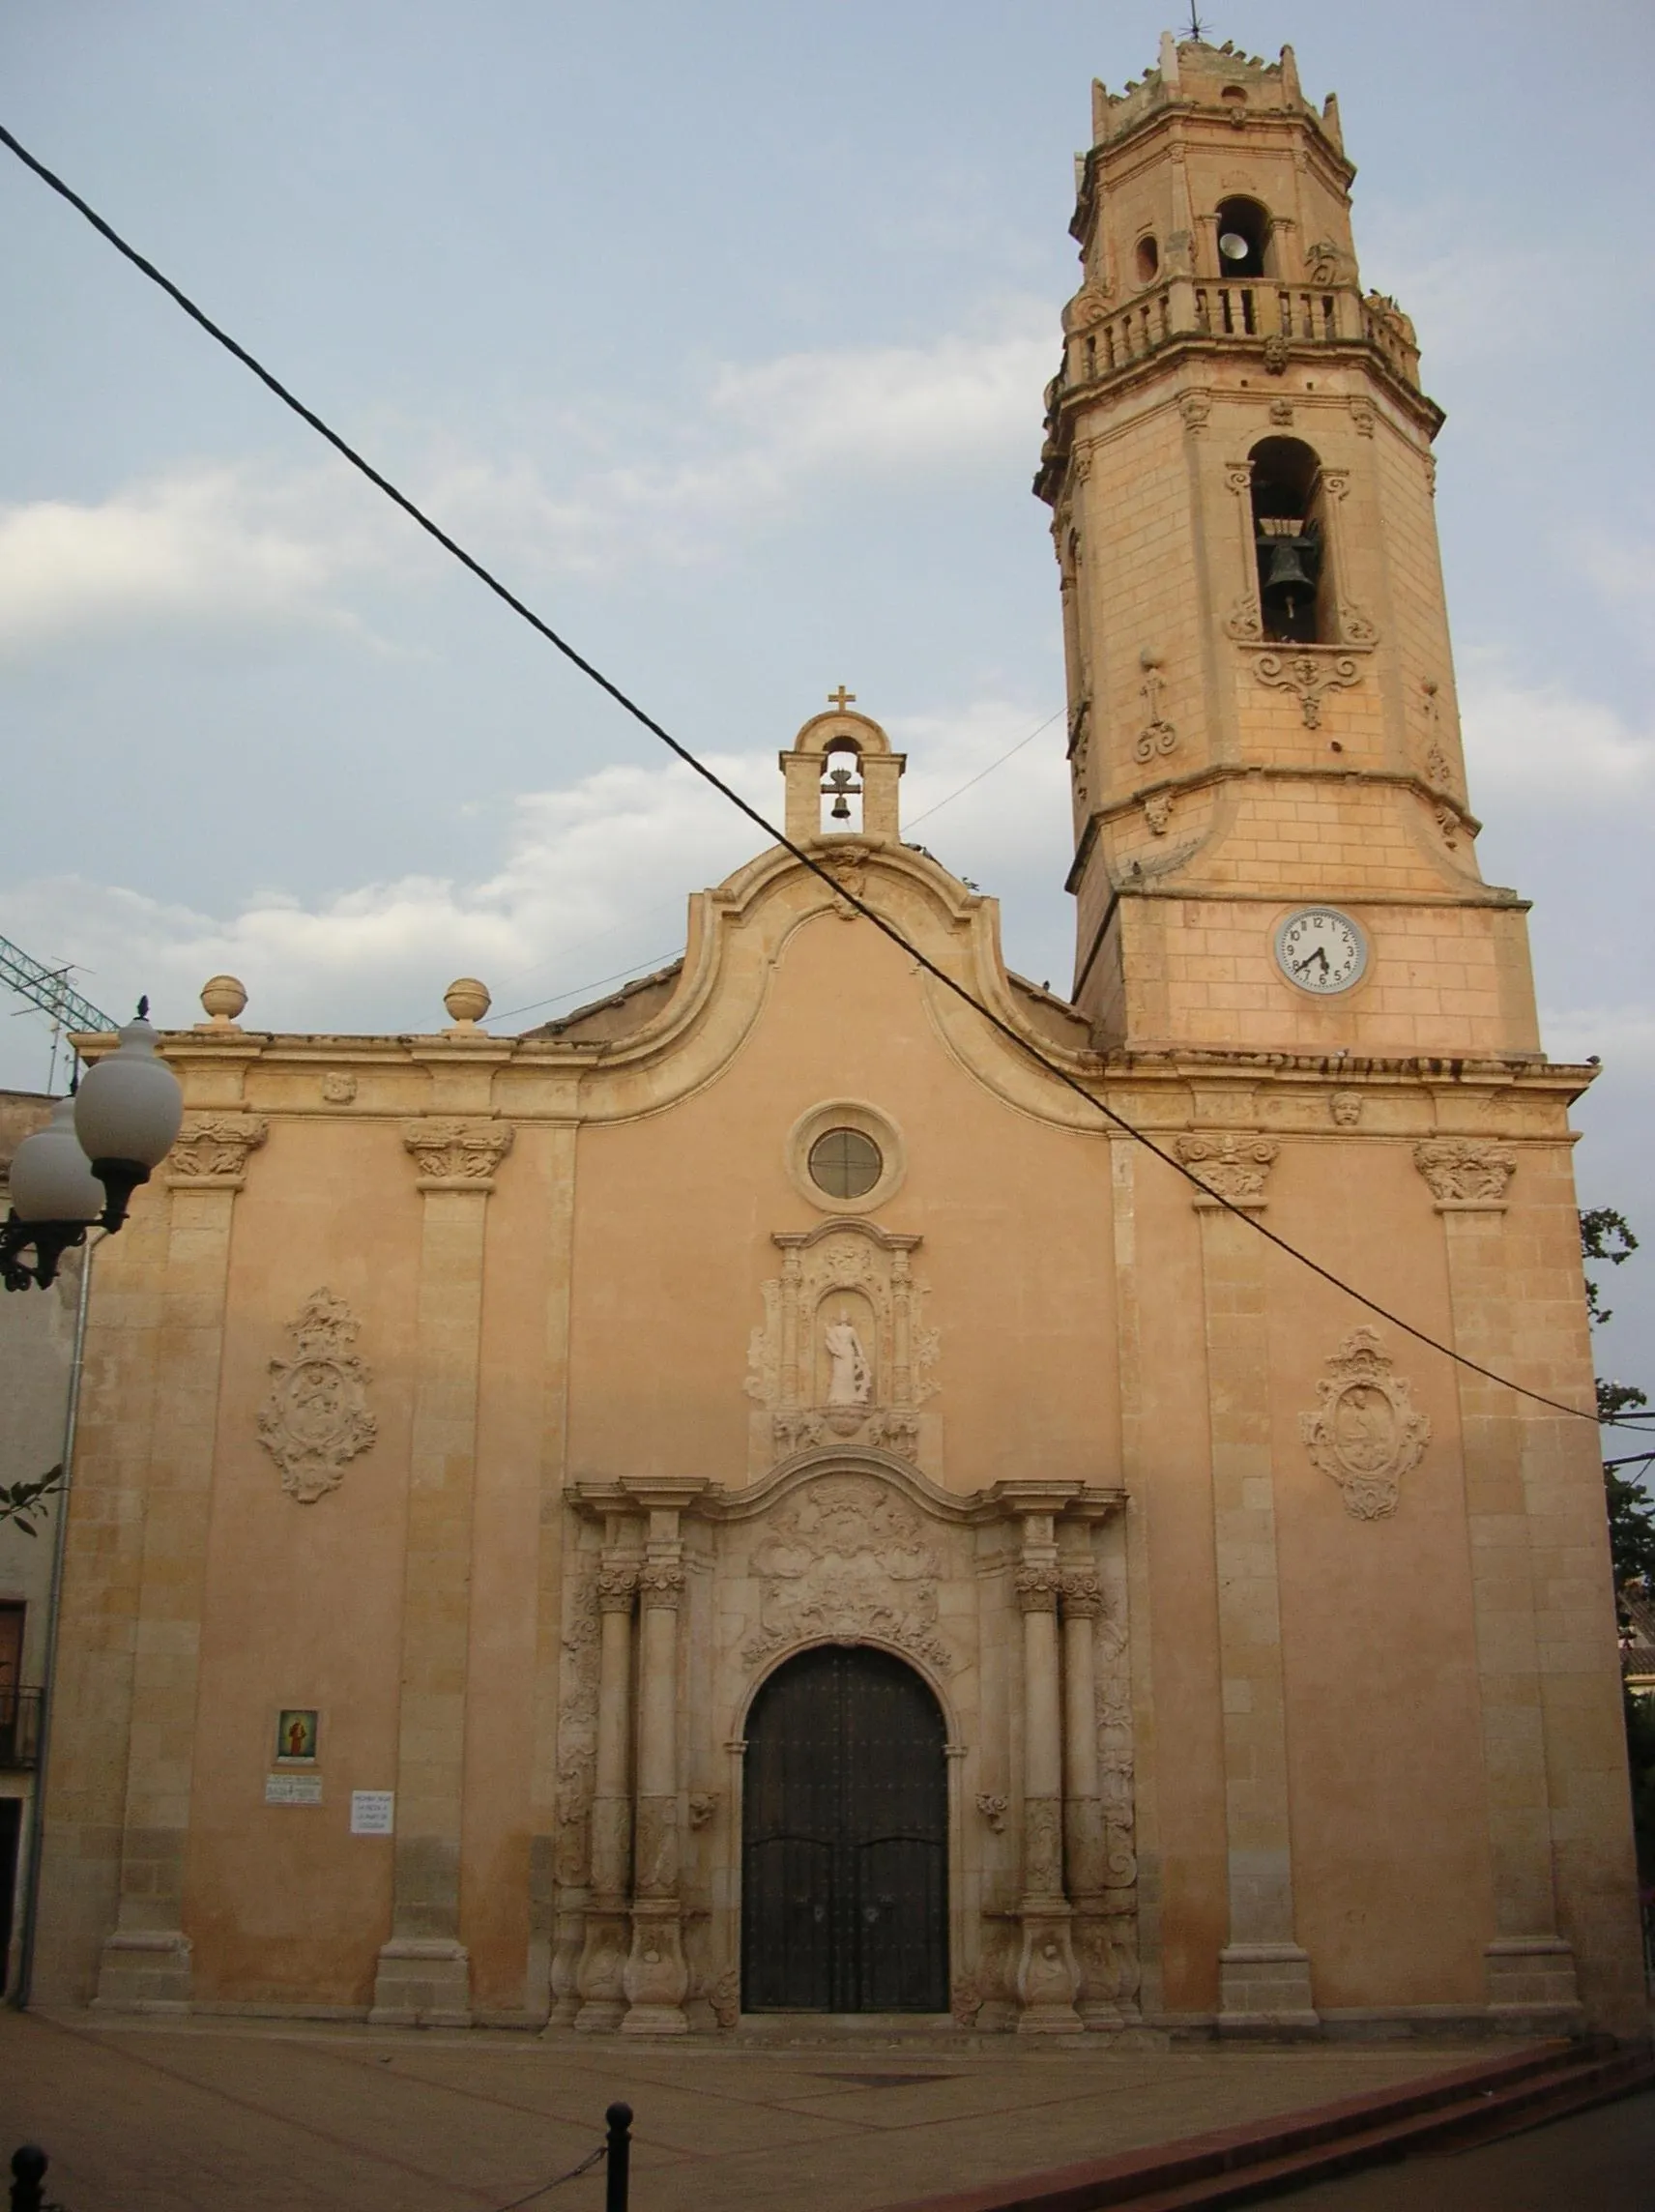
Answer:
1275;907;1367;995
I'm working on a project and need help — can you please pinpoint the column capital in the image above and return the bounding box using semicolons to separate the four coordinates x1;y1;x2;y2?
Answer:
1060;1567;1106;1619
1014;1564;1063;1615
637;1561;686;1611
1176;1131;1279;1210
401;1117;514;1192
595;1563;639;1615
1414;1138;1515;1211
163;1112;269;1189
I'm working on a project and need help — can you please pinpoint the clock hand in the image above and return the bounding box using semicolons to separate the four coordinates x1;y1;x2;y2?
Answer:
1293;946;1330;977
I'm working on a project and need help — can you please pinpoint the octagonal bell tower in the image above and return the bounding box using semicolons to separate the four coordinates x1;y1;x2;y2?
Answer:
1037;33;1537;1062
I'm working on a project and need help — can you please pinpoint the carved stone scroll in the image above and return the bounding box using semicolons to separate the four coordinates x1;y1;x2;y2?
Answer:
256;1289;377;1503
1253;650;1363;729
1223;462;1263;640
1300;1327;1431;1521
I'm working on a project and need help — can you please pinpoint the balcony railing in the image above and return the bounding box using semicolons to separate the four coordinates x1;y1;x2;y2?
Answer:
1062;279;1419;393
0;1686;42;1769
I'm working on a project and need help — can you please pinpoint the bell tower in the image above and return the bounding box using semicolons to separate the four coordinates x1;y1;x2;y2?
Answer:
1038;32;1538;1060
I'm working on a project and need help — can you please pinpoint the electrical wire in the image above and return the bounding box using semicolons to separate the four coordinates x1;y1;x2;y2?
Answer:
904;708;1066;830
497;948;682;1024
0;115;1630;1433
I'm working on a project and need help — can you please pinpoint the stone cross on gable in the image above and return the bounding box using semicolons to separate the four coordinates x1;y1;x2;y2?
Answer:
827;685;857;712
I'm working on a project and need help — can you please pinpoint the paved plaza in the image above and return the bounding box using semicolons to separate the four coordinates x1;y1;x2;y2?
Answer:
0;2011;1593;2212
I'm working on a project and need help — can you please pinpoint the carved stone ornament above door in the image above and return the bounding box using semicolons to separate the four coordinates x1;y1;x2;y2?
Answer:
743;1219;939;1478
256;1288;378;1503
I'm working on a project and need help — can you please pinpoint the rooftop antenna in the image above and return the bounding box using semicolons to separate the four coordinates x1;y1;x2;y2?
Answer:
1186;2;1209;37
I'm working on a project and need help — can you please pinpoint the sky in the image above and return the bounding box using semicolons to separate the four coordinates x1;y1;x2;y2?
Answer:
1;0;1652;1393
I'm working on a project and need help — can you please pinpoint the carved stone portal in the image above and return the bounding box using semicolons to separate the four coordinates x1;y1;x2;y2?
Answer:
256;1289;377;1503
745;1219;939;1474
1300;1328;1431;1521
740;1473;953;1675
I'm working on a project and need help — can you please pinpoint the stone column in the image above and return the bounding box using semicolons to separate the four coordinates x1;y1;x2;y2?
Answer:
573;1544;638;2030
623;1505;690;2035
1012;1512;1082;2033
370;1118;511;2027
1415;1141;1581;2024
1176;1133;1318;2031
94;1115;267;2011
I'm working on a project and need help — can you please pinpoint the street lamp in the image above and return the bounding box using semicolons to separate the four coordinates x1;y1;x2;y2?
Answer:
1;999;184;1292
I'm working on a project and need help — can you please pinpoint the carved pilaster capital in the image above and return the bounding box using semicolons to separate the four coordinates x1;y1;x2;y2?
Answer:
637;1560;686;1610
595;1564;639;1614
1176;1131;1280;1209
1414;1139;1516;1210
401;1117;513;1191
165;1112;269;1187
1014;1564;1062;1615
1060;1568;1106;1619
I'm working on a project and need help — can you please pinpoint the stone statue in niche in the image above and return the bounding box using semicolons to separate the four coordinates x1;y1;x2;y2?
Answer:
744;1218;940;1475
824;1314;872;1407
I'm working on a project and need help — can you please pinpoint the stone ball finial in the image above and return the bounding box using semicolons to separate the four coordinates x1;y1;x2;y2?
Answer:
443;977;491;1031
199;975;247;1027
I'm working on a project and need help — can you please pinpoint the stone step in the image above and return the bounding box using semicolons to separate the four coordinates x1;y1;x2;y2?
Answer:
877;2040;1654;2212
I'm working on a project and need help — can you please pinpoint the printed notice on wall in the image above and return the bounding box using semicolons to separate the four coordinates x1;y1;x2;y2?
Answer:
265;1773;323;1807
351;1790;395;1835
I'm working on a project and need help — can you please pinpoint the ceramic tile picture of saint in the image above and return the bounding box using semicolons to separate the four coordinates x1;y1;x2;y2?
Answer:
275;1708;319;1764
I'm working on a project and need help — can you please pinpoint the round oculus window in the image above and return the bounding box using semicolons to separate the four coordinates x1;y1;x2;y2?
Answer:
808;1127;883;1200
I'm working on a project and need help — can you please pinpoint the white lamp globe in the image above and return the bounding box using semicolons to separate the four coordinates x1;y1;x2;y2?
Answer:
9;1096;104;1224
73;1013;185;1170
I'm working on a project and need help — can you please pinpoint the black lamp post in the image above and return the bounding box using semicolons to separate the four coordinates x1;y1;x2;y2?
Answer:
0;1000;184;1292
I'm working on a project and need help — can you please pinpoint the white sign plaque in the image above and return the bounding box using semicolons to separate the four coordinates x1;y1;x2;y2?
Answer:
351;1790;395;1836
265;1773;323;1807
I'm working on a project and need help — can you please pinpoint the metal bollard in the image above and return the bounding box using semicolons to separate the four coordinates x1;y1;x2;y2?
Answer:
604;2103;631;2212
10;2146;47;2212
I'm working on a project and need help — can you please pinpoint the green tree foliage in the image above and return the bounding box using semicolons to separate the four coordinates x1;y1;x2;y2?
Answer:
1582;1209;1655;1890
0;1462;64;1536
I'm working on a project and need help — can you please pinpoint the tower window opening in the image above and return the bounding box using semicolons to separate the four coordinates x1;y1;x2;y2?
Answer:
1215;196;1270;279
1135;235;1160;284
820;742;863;832
1249;436;1325;644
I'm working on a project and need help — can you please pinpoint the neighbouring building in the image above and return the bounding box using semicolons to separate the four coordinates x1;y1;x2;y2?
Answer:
0;1091;77;1998
28;34;1641;2038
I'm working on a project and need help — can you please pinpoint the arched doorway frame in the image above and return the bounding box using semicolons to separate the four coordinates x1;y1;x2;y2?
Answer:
729;1631;965;2016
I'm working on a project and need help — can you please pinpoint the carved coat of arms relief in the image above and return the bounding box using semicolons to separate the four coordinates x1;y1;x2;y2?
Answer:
256;1288;377;1503
1299;1327;1431;1520
743;1219;940;1475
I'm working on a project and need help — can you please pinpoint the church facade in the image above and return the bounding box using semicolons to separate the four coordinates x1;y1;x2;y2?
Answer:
33;35;1642;2038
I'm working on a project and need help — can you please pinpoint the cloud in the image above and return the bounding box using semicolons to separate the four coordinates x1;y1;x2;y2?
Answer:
0;310;1060;650
0;462;402;655
1458;655;1655;809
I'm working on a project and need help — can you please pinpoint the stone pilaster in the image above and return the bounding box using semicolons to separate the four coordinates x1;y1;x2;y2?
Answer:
1060;1564;1119;2027
1012;1516;1082;2033
1417;1142;1582;2025
1181;1137;1318;2031
94;1125;264;2012
370;1118;510;2027
574;1548;638;2030
623;1511;690;2036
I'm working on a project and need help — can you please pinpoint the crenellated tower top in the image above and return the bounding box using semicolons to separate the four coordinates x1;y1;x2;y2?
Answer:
1035;36;1540;1067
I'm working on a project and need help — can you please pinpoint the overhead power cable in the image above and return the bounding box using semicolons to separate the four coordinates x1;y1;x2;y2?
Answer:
0;116;1624;1433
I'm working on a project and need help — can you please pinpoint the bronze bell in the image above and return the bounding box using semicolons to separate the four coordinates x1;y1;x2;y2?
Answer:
1259;534;1319;596
825;765;861;820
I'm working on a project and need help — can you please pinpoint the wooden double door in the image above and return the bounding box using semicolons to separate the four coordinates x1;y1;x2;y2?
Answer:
741;1645;948;2012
